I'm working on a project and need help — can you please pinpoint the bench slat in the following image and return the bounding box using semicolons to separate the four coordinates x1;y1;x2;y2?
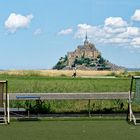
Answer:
9;92;129;100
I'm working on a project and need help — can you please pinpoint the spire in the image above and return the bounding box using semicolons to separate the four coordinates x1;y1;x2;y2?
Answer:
84;31;89;45
85;31;88;40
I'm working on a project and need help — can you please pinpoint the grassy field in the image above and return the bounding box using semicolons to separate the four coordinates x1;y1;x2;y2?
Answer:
1;72;139;113
0;73;132;113
0;74;131;93
0;120;140;140
0;69;124;77
0;69;140;77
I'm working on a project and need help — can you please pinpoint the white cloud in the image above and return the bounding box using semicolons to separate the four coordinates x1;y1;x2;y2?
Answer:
104;26;126;34
5;13;33;33
131;9;140;21
103;38;130;44
77;24;92;30
58;28;73;35
118;27;140;38
75;24;95;38
105;17;128;27
131;37;140;48
34;28;42;35
75;22;140;48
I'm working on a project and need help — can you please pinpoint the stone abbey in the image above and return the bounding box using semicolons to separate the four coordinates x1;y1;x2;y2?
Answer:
67;34;100;67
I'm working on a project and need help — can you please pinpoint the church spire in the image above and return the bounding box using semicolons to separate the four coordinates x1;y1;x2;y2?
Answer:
85;31;88;40
84;31;89;45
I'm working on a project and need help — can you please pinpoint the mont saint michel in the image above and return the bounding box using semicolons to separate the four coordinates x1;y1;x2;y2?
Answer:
53;34;123;70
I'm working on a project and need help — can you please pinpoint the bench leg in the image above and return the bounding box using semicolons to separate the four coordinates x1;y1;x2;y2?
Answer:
88;100;91;117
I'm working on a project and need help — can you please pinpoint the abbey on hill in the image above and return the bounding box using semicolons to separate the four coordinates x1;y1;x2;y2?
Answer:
53;34;123;70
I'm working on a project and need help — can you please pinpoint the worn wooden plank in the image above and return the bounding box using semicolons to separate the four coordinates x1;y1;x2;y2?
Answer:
9;92;129;100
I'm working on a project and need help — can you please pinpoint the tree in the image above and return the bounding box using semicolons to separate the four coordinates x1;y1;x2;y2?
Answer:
53;55;67;70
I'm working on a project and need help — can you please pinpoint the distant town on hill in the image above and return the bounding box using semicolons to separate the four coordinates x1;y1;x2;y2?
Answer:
53;34;124;71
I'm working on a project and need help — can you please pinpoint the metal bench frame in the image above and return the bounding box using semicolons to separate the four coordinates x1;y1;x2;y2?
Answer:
0;81;10;124
128;76;140;125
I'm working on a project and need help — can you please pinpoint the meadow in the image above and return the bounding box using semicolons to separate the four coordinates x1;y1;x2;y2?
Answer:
0;69;124;77
0;73;131;93
0;70;139;113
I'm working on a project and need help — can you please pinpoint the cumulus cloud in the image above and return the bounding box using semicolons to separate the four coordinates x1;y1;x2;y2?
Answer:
131;9;140;21
131;38;140;48
58;28;73;35
74;9;140;49
75;22;140;48
57;9;140;49
33;28;42;36
75;24;106;40
5;13;33;33
75;24;95;38
104;26;126;34
105;17;128;27
118;27;140;38
77;24;92;30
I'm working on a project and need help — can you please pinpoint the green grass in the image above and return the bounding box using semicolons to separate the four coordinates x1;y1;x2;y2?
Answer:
0;74;133;113
0;74;131;92
0;120;140;140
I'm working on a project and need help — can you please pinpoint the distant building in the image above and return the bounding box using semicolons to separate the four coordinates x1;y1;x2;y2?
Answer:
67;34;100;67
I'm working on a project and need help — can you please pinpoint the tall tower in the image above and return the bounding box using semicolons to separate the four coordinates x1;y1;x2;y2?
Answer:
84;31;89;45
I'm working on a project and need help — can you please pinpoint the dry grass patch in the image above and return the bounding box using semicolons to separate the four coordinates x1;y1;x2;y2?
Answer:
0;70;124;77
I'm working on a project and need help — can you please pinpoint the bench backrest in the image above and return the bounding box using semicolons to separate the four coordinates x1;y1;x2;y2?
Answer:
131;76;140;104
135;79;140;98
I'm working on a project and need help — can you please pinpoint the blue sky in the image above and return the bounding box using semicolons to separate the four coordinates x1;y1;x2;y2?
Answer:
0;0;140;69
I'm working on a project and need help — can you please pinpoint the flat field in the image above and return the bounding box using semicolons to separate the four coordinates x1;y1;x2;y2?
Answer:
0;74;130;93
0;73;132;113
0;120;140;140
0;69;123;77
